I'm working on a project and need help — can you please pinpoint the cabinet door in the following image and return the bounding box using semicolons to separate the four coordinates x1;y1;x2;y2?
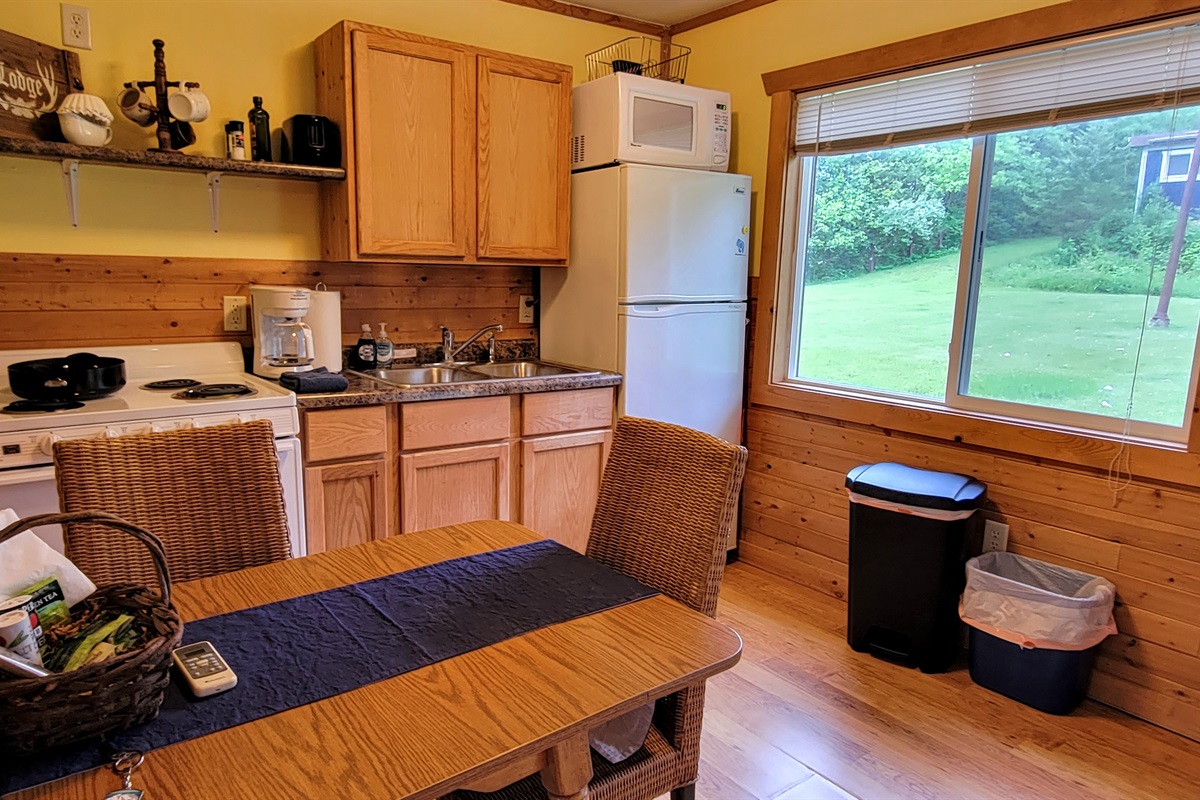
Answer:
352;32;473;258
305;459;388;554
520;430;611;553
477;55;571;261
400;442;511;533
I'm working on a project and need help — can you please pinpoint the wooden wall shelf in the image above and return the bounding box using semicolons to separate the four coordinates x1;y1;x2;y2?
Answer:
0;135;345;231
0;136;346;181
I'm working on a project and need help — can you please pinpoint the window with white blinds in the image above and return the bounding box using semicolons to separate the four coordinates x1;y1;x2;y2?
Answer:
795;18;1200;154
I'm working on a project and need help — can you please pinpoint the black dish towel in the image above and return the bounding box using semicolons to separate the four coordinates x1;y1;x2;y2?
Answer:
279;367;349;394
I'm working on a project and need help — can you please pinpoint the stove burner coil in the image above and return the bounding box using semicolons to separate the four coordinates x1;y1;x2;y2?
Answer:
2;399;86;413
171;384;257;400
143;379;202;391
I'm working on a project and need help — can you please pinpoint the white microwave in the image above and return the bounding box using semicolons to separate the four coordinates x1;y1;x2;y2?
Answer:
571;73;731;172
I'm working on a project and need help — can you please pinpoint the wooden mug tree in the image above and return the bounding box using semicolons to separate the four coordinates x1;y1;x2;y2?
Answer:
124;39;198;152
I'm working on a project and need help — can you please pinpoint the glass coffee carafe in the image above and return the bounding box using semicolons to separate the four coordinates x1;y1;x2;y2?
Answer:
261;315;315;368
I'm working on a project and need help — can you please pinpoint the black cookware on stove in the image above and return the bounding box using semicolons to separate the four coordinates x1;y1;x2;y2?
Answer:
8;353;126;402
143;379;202;391
172;384;257;400
2;398;87;413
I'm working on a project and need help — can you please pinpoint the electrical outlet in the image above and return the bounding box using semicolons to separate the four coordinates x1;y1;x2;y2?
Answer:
983;520;1009;553
223;296;248;332
61;4;92;50
518;295;535;324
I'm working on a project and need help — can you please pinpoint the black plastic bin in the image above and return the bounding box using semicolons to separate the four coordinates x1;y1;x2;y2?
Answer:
967;627;1098;715
845;462;986;673
960;551;1116;714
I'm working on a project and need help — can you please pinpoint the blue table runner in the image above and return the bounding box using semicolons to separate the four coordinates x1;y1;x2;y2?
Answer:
2;539;658;793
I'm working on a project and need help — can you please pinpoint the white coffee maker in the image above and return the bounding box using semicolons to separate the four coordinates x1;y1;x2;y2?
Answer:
250;286;316;379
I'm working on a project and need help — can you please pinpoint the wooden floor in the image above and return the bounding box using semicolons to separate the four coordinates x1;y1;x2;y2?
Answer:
683;562;1200;800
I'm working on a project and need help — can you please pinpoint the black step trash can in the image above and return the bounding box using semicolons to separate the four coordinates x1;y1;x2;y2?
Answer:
960;551;1117;714
845;462;986;673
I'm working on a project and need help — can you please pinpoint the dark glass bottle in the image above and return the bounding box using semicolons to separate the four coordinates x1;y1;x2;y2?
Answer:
248;96;271;162
354;323;376;370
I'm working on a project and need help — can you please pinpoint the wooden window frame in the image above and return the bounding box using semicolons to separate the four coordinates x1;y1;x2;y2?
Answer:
752;0;1200;488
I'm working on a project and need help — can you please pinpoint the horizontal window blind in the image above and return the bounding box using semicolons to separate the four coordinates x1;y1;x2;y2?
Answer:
795;19;1200;154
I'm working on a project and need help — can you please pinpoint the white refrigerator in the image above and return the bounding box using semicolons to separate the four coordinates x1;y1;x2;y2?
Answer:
540;162;751;444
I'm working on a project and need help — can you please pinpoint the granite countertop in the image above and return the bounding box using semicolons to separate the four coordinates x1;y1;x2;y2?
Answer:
295;368;622;409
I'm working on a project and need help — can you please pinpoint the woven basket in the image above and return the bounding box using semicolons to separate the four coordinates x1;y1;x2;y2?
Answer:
0;511;183;754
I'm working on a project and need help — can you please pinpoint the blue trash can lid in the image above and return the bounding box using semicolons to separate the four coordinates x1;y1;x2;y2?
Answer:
845;462;986;511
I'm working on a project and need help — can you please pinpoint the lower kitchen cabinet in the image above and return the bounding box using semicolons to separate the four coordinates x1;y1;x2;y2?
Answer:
301;388;616;554
300;404;397;555
519;429;610;553
305;459;388;553
400;442;511;533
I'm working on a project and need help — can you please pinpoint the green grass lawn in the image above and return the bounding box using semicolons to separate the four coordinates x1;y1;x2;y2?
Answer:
796;238;1200;427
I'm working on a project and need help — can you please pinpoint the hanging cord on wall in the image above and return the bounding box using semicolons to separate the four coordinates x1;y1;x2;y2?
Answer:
1106;282;1153;507
1107;105;1194;506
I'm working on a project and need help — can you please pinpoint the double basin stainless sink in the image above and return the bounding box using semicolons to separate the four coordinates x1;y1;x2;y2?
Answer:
360;359;599;388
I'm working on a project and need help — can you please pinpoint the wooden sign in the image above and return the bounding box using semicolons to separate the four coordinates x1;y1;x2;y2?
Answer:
0;28;84;140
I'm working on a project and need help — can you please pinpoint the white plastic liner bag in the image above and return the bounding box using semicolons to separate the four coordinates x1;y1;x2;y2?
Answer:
960;551;1117;651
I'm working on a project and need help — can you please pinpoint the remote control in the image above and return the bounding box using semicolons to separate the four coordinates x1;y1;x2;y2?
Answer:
171;641;237;697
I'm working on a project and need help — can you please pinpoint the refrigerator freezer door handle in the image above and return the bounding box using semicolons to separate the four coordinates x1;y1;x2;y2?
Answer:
623;303;746;318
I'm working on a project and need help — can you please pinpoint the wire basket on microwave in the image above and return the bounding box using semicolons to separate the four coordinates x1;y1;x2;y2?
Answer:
586;37;690;83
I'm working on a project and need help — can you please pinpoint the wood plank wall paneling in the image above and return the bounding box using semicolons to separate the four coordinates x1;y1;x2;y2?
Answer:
0;253;533;349
740;279;1200;743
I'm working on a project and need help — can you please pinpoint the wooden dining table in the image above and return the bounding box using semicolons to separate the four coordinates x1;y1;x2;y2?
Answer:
6;520;742;800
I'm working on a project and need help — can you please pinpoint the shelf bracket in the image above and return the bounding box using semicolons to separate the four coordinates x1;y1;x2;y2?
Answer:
60;159;80;228
206;171;222;233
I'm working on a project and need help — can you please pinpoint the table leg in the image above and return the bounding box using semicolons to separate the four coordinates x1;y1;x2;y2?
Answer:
540;731;592;800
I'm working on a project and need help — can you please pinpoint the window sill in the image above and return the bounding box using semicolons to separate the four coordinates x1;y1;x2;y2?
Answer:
750;378;1200;488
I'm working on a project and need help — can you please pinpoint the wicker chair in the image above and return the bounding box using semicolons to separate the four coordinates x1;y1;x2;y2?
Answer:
457;416;748;800
53;419;292;586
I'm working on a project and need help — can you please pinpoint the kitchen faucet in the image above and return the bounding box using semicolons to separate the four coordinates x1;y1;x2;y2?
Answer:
440;324;504;364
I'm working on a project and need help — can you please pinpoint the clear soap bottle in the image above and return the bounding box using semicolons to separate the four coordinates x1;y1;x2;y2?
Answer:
375;323;394;369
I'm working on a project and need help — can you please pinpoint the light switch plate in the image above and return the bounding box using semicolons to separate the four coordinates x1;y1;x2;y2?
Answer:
518;295;534;324
223;296;248;332
61;4;92;50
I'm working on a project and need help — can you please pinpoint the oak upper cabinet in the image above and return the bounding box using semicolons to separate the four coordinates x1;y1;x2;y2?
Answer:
351;33;473;258
315;21;571;264
477;55;571;261
301;405;397;554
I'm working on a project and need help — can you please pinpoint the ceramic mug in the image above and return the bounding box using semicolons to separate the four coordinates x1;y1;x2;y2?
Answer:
169;119;197;149
117;85;155;127
168;86;210;123
59;112;113;147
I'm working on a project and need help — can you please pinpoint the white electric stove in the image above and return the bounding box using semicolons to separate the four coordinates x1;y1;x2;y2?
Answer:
0;342;305;557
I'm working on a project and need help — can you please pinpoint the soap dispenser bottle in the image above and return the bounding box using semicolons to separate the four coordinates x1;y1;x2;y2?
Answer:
375;323;394;369
355;323;376;371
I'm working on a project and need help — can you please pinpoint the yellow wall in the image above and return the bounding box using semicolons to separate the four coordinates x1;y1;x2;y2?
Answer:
0;0;629;259
1;0;1079;264
673;0;1070;273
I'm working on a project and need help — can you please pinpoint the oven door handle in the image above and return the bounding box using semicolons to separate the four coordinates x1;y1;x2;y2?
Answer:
0;465;56;486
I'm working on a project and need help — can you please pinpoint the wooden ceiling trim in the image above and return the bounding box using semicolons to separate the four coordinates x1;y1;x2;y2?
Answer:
496;0;668;36
761;0;1200;97
667;0;779;35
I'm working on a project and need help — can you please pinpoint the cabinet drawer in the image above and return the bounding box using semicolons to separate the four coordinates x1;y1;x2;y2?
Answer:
522;388;614;436
303;405;389;463
401;396;511;450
